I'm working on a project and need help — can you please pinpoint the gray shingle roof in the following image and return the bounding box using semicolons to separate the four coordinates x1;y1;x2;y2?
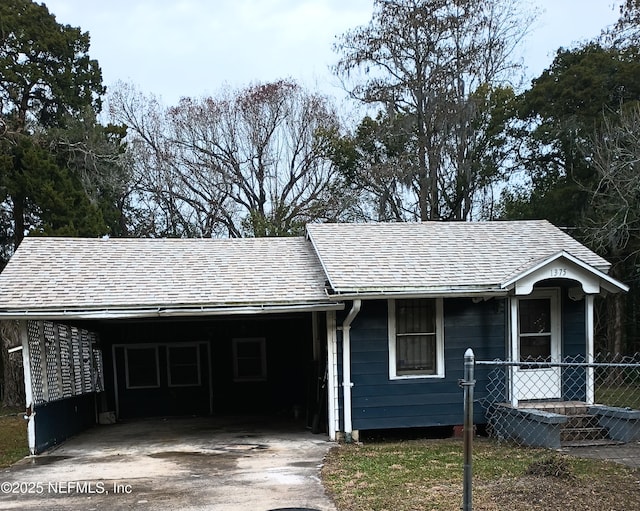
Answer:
0;220;619;317
0;236;332;314
306;220;612;294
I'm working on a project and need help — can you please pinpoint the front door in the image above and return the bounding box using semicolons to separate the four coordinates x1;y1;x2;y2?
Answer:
512;289;562;401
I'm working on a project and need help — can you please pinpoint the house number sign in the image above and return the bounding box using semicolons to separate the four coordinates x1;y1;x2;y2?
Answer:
550;267;568;277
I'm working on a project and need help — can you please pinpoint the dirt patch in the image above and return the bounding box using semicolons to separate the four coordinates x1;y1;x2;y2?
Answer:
322;438;640;511
476;473;640;511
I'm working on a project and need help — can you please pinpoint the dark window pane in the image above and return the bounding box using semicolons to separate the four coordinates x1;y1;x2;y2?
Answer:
168;346;200;386
520;335;552;362
236;342;262;359
127;347;158;388
397;334;436;374
233;339;266;381
397;299;435;334
519;299;551;334
395;298;438;376
237;358;263;378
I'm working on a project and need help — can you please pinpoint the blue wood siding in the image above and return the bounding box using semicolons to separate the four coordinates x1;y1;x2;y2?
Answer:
562;289;586;358
561;288;588;401
34;394;96;453
347;298;507;431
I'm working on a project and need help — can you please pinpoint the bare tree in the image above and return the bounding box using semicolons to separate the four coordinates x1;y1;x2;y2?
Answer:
602;0;640;48
583;105;640;353
109;81;350;237
334;0;535;220
108;83;208;237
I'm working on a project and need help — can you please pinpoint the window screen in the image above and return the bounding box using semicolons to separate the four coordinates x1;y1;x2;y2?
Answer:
395;298;437;375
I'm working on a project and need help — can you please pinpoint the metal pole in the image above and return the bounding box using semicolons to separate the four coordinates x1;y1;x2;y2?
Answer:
462;348;475;511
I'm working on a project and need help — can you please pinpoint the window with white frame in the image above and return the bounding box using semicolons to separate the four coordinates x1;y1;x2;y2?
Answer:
516;288;560;367
388;298;444;379
232;338;267;382
167;345;201;387
125;346;160;389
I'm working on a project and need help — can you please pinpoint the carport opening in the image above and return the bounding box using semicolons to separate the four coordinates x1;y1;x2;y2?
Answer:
98;313;328;432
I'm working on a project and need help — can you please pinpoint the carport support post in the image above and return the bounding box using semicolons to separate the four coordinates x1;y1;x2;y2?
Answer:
19;321;36;455
461;348;475;511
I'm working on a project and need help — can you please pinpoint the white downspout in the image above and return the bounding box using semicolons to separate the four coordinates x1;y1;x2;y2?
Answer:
341;299;361;443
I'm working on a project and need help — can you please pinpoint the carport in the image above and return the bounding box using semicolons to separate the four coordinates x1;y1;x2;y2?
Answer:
0;236;343;454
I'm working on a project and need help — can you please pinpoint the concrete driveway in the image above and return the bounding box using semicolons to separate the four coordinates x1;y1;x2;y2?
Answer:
0;416;338;511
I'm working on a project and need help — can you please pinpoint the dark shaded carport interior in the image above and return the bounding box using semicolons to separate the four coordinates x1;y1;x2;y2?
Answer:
90;312;327;428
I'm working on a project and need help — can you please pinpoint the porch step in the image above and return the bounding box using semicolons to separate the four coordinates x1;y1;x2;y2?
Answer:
515;402;618;447
561;426;609;442
520;401;588;416
565;414;599;429
527;404;616;445
560;409;611;445
561;438;623;448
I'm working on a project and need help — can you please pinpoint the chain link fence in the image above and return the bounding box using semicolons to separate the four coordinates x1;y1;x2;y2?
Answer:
477;353;640;465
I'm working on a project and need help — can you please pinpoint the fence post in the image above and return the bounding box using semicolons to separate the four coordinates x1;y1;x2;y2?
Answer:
461;348;475;511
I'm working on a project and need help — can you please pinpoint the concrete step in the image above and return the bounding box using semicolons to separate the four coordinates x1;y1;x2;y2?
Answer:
522;402;588;416
565;414;600;429
562;438;623;448
563;405;589;416
561;426;609;442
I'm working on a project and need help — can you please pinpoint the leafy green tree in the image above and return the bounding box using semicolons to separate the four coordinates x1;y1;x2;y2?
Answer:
0;0;104;133
48;111;130;237
326;110;417;222
500;44;640;227
499;39;640;353
0;0;111;264
0;136;107;239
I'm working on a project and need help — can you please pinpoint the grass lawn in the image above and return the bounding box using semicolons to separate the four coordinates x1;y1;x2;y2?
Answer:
0;407;28;468
596;384;640;409
322;437;640;511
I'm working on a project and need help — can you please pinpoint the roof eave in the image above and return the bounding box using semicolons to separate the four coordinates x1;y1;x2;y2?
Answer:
0;301;345;321
326;286;508;301
500;250;629;294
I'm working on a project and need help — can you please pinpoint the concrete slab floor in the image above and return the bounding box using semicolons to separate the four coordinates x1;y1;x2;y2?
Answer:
0;416;338;511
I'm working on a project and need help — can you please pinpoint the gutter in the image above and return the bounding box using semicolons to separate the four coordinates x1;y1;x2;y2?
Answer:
0;302;345;321
325;287;508;301
339;299;361;443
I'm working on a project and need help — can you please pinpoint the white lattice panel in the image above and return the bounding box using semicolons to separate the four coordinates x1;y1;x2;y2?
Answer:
81;330;93;393
57;324;73;398
43;321;61;401
70;327;84;395
27;321;45;404
25;321;104;404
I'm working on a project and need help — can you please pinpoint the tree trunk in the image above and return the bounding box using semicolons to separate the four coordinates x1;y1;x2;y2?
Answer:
0;320;25;409
606;263;626;356
13;193;26;251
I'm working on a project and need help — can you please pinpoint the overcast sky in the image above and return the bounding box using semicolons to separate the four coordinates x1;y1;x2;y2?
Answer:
42;1;623;106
